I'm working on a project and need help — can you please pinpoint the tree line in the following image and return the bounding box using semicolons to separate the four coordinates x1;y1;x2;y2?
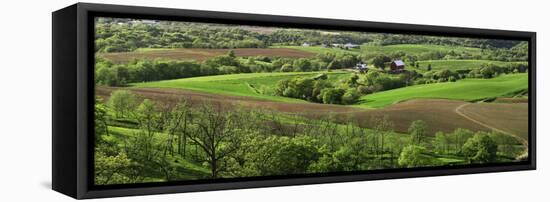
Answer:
95;18;527;57
95;51;361;86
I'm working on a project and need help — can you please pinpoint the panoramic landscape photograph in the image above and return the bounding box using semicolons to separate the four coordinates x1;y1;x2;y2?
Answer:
93;17;529;185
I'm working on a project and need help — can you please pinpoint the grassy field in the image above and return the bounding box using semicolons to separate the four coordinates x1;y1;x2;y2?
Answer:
358;73;528;108
131;71;351;103
414;60;528;71
274;44;481;56
360;44;482;55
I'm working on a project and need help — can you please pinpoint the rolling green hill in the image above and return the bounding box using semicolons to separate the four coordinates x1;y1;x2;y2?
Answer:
358;73;528;108
132;71;351;103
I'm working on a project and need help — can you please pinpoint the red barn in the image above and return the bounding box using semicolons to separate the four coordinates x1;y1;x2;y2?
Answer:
390;60;405;73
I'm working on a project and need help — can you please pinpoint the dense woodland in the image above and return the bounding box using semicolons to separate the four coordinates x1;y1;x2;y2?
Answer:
96;18;527;52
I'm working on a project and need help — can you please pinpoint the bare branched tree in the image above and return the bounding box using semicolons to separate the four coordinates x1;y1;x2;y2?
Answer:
187;103;242;178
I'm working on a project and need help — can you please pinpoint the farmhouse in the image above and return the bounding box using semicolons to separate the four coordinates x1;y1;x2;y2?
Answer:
356;62;368;72
390;60;405;73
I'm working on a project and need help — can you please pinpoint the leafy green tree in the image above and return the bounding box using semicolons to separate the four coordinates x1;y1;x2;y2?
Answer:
293;58;312;72
242;135;320;176
311;79;332;102
398;70;420;86
372;55;391;70
320;88;345;104
280;63;293;72
462;133;498;163
345;74;360;87
372;115;395;157
488;132;522;159
433;131;450;154
449;128;474;153
95;151;133;185
132;99;163;161
95;97;109;143
227;50;236;57
108;90;139;118
96;66;118;86
408;120;428;145
163;100;192;157
341;88;361;104
398;145;436;168
275;77;317;101
114;65;130;86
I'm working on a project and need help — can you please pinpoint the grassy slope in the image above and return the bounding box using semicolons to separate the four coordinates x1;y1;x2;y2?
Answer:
132;71;351;103
360;44;482;55
358;73;528;108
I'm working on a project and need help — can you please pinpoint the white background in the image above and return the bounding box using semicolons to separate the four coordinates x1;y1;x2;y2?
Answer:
0;0;548;201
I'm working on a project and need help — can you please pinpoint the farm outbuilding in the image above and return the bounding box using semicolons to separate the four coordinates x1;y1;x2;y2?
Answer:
343;43;360;49
390;60;405;73
356;62;368;73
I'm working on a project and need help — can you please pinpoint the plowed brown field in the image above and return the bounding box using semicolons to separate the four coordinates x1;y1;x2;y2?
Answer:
96;86;528;138
98;48;316;63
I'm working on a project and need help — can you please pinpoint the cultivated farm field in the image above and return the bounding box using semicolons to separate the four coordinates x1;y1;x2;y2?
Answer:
99;47;316;63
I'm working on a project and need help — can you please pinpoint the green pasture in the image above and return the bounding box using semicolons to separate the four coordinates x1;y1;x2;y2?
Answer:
132;71;351;103
358;73;528;108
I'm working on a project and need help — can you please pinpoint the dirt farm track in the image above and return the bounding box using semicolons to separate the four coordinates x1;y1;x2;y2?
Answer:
96;86;528;141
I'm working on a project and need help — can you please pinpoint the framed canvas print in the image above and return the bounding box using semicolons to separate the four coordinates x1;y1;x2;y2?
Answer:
52;3;536;199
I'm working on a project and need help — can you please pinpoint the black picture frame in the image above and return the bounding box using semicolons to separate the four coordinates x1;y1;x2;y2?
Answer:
52;2;536;199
